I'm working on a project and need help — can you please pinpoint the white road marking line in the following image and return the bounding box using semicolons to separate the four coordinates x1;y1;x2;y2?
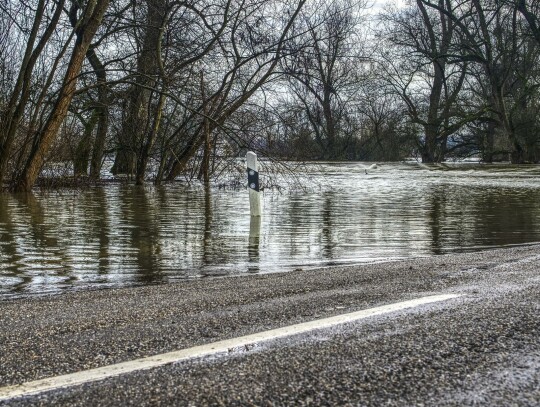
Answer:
0;294;461;401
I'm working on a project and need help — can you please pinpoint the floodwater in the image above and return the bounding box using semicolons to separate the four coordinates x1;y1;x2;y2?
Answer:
1;162;540;297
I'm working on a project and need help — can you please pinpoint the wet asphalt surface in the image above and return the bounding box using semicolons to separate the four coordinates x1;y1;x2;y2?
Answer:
1;245;539;406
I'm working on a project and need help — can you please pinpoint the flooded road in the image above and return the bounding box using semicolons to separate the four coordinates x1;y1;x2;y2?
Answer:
1;162;540;296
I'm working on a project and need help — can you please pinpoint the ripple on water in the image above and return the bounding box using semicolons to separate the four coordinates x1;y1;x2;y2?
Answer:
1;162;540;296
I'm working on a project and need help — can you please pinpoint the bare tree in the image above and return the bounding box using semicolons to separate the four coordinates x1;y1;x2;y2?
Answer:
418;0;539;163
380;0;469;162
0;0;67;186
14;0;111;191
159;0;307;182
283;0;368;160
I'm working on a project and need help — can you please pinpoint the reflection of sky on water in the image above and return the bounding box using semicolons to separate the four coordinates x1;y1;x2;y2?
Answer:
1;163;540;297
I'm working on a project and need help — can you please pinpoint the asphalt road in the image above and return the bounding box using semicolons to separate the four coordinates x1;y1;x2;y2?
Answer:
1;245;539;406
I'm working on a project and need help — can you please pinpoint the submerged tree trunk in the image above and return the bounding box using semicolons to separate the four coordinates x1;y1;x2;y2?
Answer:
14;0;111;192
112;0;165;178
481;119;496;163
135;2;169;185
74;110;99;176
87;47;110;179
416;0;452;163
0;0;65;186
67;7;110;180
322;85;337;160
197;117;212;184
198;73;212;184
421;59;445;163
136;91;166;185
473;0;522;163
491;81;523;163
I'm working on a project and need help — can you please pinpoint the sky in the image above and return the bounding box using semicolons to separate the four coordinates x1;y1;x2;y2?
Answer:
371;0;407;12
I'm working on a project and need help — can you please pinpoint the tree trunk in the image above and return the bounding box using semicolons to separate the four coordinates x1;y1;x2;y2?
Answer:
198;118;212;184
74;111;99;176
136;91;166;185
14;0;111;192
0;0;65;186
113;0;165;178
491;83;523;163
482;120;495;163
198;72;212;184
322;85;336;159
87;47;110;179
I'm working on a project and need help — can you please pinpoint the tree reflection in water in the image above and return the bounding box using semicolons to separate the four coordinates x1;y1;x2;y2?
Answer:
1;163;540;296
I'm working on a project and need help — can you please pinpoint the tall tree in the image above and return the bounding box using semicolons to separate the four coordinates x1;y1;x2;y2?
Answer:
418;0;538;162
161;0;307;182
284;0;367;160
0;0;66;186
381;0;468;162
111;0;167;179
15;0;111;191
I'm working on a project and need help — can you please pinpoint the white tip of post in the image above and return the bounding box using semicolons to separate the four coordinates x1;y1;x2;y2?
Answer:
246;151;258;171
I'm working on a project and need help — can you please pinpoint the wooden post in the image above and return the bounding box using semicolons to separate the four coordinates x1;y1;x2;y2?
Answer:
246;151;261;217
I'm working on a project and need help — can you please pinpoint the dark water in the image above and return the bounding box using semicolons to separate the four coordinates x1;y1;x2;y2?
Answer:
2;162;540;297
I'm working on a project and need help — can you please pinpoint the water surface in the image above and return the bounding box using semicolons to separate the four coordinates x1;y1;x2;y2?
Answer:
1;162;540;297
